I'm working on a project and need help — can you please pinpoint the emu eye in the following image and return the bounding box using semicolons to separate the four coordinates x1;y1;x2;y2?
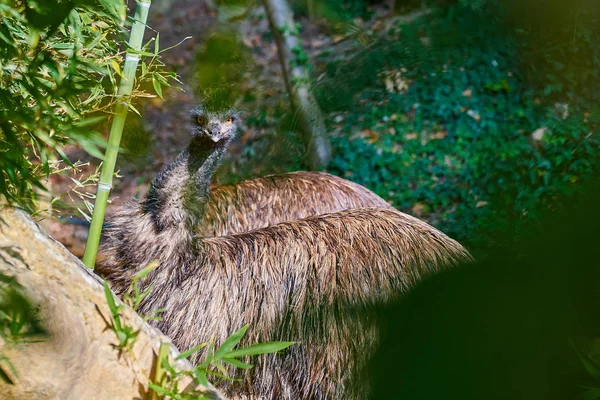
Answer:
226;117;233;124
196;116;205;125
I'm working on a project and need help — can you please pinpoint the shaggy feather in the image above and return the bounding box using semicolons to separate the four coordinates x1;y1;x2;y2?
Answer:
201;171;392;237
101;205;470;399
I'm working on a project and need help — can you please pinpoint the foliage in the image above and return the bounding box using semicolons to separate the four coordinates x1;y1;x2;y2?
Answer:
575;345;600;400
103;262;162;350
0;269;46;383
149;324;294;399
0;0;179;214
0;272;45;342
0;0;124;212
319;1;600;255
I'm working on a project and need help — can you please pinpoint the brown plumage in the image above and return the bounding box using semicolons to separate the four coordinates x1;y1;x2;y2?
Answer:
201;171;392;237
98;106;472;399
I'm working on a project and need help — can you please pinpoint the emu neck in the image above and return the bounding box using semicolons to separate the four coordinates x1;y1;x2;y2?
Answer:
143;136;230;232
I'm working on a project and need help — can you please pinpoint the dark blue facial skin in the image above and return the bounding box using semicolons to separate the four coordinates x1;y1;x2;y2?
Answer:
189;105;239;143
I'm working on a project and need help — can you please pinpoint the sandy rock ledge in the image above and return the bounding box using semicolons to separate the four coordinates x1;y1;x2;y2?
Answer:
0;207;224;400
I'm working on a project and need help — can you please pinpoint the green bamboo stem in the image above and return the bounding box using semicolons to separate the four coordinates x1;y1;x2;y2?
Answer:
149;340;171;400
83;0;152;268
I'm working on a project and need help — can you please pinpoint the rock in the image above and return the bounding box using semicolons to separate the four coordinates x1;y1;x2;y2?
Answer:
0;208;223;400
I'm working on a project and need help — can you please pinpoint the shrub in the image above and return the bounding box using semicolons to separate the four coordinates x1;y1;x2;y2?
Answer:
0;0;129;212
323;2;600;255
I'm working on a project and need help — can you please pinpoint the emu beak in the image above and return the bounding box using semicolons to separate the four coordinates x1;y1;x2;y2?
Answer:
207;123;221;142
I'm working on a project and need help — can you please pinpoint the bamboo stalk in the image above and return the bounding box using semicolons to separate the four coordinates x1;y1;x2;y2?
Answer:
83;0;152;268
149;340;171;400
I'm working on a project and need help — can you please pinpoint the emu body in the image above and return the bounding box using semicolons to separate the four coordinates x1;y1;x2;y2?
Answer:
99;106;472;399
202;171;392;237
102;206;469;399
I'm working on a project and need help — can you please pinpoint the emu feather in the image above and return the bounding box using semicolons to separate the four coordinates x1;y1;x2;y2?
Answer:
202;171;392;237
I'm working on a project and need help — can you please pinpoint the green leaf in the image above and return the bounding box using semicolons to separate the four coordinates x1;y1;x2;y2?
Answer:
152;74;163;98
109;59;122;76
176;342;209;361
205;369;232;381
222;357;253;369
193;369;209;387
74;116;106;128
161;355;178;376
198;339;214;368
128;49;156;57
155;73;169;85
577;350;600;381
579;389;600;400
88;32;108;50
148;382;170;396
154;32;160;55
210;359;228;376
129;102;142;117
79;138;105;160
103;281;119;322
116;330;128;346
223;341;295;358
132;261;158;281
0;355;19;383
214;325;249;359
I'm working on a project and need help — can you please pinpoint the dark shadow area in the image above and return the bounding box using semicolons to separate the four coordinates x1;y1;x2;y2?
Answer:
367;177;600;399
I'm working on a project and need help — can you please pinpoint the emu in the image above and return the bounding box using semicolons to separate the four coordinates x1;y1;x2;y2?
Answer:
98;105;472;399
137;104;392;238
199;170;392;237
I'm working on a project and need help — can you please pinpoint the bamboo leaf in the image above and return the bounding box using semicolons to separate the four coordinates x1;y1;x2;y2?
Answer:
109;59;122;76
214;325;249;359
147;383;170;396
579;389;600;400
205;369;232;380
161;354;178;376
576;348;600;381
222;358;253;369
132;261;159;281
222;341;295;358
78;138;105;160
128;102;142;117
199;339;214;368
210;359;228;376
193;369;209;387
0;355;19;383
152;74;163;98
74;115;106;128
176;342;209;361
103;280;121;330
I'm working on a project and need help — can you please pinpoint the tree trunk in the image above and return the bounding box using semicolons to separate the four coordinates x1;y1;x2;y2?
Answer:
262;0;332;170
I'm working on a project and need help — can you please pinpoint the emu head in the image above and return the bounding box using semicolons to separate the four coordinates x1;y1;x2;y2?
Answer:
189;105;240;143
